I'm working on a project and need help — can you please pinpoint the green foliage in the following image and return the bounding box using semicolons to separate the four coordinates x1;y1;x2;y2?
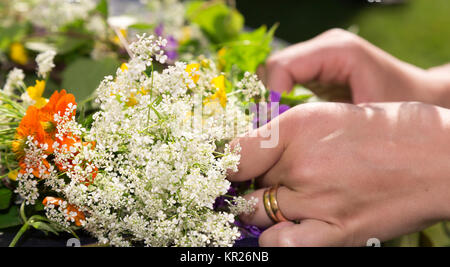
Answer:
0;187;12;210
129;23;155;31
0;22;30;52
221;25;277;75
96;0;109;18
186;0;244;44
62;57;120;102
0;206;21;229
280;86;313;107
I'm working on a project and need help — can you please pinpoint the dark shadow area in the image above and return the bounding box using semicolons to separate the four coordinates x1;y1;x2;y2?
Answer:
236;0;367;43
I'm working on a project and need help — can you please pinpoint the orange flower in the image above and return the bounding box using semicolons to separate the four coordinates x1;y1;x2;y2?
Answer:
13;90;79;178
40;89;76;124
12;106;46;158
43;197;86;227
39;89;78;153
12;106;52;178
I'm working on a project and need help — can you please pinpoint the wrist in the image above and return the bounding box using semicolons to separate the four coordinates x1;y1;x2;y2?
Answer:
422;69;450;109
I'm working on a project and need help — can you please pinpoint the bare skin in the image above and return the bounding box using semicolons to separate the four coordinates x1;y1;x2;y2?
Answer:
229;29;450;246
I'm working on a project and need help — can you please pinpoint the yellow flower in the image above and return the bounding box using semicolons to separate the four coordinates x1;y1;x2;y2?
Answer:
27;80;48;108
126;94;138;107
139;87;148;95
186;63;200;84
113;29;128;46
10;42;28;65
217;47;227;70
120;63;128;72
179;26;192;44
8;170;19;181
204;75;227;108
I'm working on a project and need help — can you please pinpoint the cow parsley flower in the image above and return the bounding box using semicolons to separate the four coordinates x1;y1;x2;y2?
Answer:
2;68;25;96
36;50;57;78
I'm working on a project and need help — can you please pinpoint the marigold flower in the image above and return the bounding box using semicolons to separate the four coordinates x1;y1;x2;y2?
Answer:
13;106;46;158
10;42;28;65
42;197;86;227
14;90;79;179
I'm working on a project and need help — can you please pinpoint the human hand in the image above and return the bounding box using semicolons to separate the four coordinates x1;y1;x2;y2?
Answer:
262;29;450;107
229;102;450;246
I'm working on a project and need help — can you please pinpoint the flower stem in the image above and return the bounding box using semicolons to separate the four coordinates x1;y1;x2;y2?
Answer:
8;222;30;247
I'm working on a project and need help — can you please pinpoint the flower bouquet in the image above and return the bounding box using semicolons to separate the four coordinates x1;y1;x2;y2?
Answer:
0;0;315;247
0;33;276;246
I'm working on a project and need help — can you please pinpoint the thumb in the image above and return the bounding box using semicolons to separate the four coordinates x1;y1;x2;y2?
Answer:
259;219;346;247
228;112;289;182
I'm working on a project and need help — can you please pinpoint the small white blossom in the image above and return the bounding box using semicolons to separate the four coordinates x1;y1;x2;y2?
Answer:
2;68;25;95
36;50;57;78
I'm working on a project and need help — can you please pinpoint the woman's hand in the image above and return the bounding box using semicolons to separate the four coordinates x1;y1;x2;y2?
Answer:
228;102;450;246
262;29;450;107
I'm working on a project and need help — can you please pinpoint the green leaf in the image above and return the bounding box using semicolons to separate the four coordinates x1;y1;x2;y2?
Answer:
221;24;277;74
0;206;22;229
128;23;155;31
62;57;120;102
422;222;450;247
384;232;420;247
96;0;109;18
0;22;30;52
29;221;59;236
186;1;244;44
280;86;313;107
0;188;12;210
34;202;45;212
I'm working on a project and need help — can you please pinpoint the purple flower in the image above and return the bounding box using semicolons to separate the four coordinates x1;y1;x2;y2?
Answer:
154;24;179;62
213;186;237;209
155;23;164;36
165;36;178;61
252;91;291;128
270;91;291;115
234;220;263;239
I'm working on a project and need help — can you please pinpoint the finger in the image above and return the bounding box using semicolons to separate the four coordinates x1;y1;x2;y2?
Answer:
239;186;306;229
266;29;363;94
265;60;295;93
256;64;267;86
228;115;287;182
265;40;324;93
259;219;346;247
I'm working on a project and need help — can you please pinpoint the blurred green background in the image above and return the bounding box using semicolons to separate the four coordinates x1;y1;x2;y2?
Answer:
236;0;450;69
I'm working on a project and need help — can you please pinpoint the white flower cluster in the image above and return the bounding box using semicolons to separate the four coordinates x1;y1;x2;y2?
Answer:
237;72;267;101
15;136;58;205
15;35;265;247
130;34;168;65
26;0;97;31
36;50;57;78
2;68;25;96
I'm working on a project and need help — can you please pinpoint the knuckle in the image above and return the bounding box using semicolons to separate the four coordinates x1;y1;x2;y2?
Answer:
266;55;286;70
323;28;349;37
321;28;364;53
